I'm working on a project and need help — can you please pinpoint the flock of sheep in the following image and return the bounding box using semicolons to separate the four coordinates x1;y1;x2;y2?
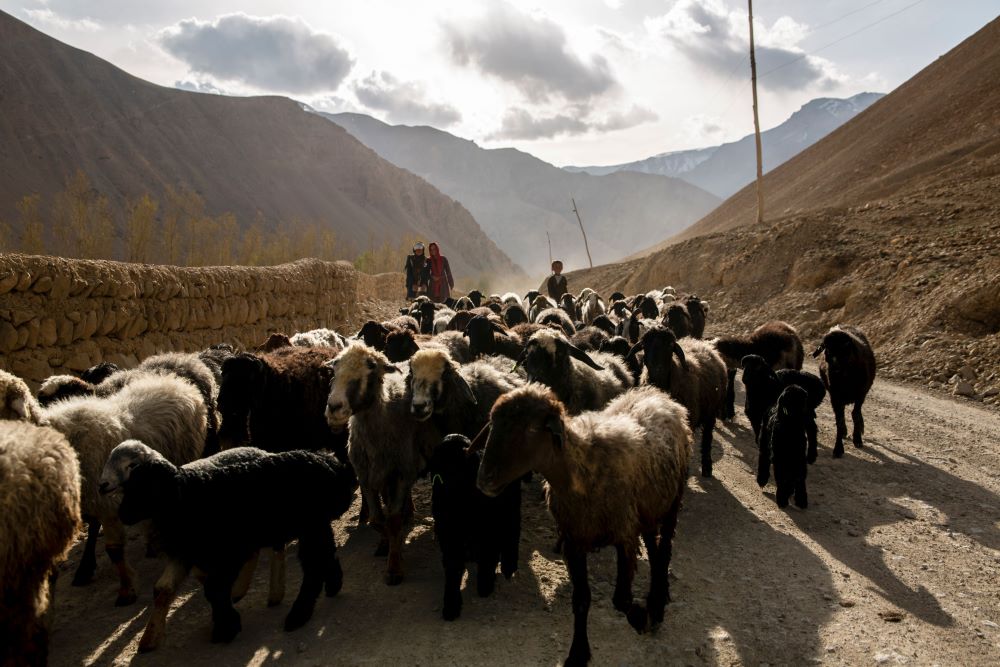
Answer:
0;285;877;666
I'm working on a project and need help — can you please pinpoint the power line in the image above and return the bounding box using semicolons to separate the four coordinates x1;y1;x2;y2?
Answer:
809;0;891;32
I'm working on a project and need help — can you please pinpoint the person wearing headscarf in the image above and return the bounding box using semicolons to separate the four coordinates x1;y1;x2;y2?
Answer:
422;242;454;303
404;242;427;300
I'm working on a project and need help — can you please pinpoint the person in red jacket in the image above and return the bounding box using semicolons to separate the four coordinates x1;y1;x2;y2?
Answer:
423;242;454;303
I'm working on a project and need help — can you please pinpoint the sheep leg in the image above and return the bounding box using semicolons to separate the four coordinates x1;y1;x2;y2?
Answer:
500;487;521;579
268;545;287;607
647;492;682;627
612;543;636;614
806;411;819;464
476;540;499;599
324;533;344;598
205;569;242;643
441;537;466;620
700;417;716;478
384;512;405;585
794;472;808;510
851;398;866;448
756;434;771;488
723;369;737;419
285;525;336;632
138;559;190;653
105;517;137;606
231;551;259;603
564;544;592;667
832;401;847;458
72;519;100;586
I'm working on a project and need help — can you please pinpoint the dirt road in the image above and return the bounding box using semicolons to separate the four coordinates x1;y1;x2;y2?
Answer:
48;370;1000;666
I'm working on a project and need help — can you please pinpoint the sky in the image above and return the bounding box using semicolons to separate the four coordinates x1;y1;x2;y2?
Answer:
3;1;997;166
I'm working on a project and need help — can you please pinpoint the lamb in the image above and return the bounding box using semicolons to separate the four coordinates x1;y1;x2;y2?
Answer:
516;329;633;415
427;433;521;620
325;343;439;585
109;442;356;649
756;386;811;508
408;348;525;437
464;315;525;361
0;421;81;667
812;325;877;458
683;295;709;339
477;384;692;666
42;375;208;605
740;355;826;462
579;290;606;325
713;321;804;419
626;327;727;477
536;307;576;338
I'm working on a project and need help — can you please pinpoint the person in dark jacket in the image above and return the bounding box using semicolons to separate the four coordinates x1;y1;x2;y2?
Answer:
423;242;454;303
547;260;568;300
405;242;427;300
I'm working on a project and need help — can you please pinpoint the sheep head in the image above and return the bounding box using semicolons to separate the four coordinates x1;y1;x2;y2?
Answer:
813;326;864;367
218;353;265;448
100;439;164;495
384;329;420;363
515;329;603;386
426;433;480;487
477;384;565;497
628;327;687;384
464;315;508;358
502;304;528;327
324;343;399;430
418;302;437;334
357;320;390;350
117;448;179;526
408;349;476;421
740;354;777;388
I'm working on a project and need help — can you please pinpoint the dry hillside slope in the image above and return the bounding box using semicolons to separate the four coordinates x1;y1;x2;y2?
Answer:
0;11;519;279
661;15;1000;247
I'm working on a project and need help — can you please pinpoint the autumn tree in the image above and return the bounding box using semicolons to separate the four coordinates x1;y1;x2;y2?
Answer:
16;194;46;254
125;193;157;263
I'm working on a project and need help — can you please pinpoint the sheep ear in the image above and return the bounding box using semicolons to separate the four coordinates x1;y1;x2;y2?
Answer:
11;397;27;419
625;340;644;366
451;370;478;406
383;362;401;374
673;342;688;371
545;414;565;449
490;321;508;335
567;344;604;370
512;348;528;372
811;344;825;358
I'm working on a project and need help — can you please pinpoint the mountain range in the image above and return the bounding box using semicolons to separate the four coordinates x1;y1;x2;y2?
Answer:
565;92;884;200
0;10;519;279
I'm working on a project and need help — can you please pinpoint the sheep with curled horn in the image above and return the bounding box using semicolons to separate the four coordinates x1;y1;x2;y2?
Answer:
514;329;633;415
476;384;692;665
626;326;727;478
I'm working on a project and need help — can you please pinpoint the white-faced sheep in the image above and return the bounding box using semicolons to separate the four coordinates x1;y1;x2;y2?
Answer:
812;325;877;458
516;329;633;415
626;327;727;477
407;348;524;437
43;375;208;605
713;321;804;419
108;442;356;649
756;385;811;508
325;343;439;585
0;420;81;666
578;289;606;325
529;295;556;323
426;433;521;620
477;384;692;666
559;293;578;322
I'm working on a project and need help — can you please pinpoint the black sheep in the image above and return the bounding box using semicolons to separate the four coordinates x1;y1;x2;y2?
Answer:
115;444;356;647
80;361;120;384
757;385;810;509
683;295;708;339
662;303;693;339
590;314;616;336
714;321;804;420
571;326;610;352
813;325;877;458
501;303;529;327
741;355;826;463
464;315;524;360
426;434;521;620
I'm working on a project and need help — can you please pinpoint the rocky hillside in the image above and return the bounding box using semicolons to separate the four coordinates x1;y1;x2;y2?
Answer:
326;112;720;273
566;93;883;200
0;11;519;279
569;17;1000;405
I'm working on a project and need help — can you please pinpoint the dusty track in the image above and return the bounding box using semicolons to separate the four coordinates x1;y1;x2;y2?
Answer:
48;369;1000;666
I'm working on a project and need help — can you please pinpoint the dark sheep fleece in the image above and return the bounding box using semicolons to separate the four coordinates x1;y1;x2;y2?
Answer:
714;321;804;419
427;434;521;620
757;385;810;509
118;447;357;642
814;325;877;458
741;354;826;462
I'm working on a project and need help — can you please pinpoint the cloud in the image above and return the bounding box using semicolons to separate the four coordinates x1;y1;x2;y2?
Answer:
352;72;462;127
682;114;728;144
158;13;354;94
24;8;101;31
174;79;229;95
487;104;656;141
646;0;842;92
443;3;617;103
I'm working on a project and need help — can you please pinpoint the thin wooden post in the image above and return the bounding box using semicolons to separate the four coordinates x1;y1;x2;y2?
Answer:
748;0;764;224
546;231;552;265
571;198;593;268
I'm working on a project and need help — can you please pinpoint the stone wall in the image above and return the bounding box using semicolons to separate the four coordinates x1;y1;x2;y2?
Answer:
0;254;404;387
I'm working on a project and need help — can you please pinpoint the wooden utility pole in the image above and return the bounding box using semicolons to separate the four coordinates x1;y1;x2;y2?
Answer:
546;231;552;265
748;0;764;224
571;197;593;268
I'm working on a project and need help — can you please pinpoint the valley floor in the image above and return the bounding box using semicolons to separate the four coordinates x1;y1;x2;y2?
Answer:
48;364;1000;666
